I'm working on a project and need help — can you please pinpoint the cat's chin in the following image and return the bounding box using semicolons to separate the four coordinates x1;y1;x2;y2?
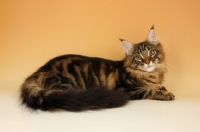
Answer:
141;62;156;72
144;66;155;72
140;66;155;72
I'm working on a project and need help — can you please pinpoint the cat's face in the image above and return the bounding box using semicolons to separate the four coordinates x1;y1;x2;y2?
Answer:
121;26;165;72
131;42;164;72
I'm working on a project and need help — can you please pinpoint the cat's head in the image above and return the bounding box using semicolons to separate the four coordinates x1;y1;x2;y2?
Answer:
121;26;165;72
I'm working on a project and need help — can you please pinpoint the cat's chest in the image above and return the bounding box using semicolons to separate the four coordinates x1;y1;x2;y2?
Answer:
135;72;160;82
128;71;164;89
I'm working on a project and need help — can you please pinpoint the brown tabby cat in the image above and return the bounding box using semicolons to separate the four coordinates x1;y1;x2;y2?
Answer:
20;26;175;111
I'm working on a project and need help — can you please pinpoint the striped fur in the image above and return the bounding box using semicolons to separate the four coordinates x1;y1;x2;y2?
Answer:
20;28;175;111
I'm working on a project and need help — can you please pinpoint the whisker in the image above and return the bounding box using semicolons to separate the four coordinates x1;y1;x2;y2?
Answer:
165;63;176;68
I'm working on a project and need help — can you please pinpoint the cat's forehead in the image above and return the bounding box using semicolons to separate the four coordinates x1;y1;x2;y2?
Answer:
135;41;156;51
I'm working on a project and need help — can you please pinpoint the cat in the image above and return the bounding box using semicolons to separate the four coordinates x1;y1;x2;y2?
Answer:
20;26;175;112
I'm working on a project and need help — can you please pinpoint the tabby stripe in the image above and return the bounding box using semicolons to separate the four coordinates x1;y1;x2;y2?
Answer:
74;65;86;90
99;63;107;86
64;62;78;88
107;72;116;90
91;71;100;86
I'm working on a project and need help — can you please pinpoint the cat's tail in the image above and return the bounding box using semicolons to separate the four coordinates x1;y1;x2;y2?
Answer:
20;83;129;111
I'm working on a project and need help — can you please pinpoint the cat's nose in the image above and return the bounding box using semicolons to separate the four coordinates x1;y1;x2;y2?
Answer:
144;57;150;65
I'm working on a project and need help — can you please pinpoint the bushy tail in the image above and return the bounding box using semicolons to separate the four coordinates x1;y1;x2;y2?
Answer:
20;86;129;111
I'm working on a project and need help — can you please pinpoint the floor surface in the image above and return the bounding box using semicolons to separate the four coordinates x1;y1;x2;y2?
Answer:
0;90;200;132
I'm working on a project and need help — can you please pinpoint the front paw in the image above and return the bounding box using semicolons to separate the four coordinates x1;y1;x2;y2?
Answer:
155;90;175;101
162;92;175;100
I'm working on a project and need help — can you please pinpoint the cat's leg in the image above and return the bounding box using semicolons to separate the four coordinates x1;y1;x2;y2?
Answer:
52;84;74;90
45;75;77;90
129;87;175;101
152;87;175;100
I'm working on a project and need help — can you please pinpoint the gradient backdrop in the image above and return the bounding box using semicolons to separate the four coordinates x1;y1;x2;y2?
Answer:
1;0;200;98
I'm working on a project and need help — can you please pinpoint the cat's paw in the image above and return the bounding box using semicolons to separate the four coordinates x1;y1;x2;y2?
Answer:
154;90;175;101
162;92;175;100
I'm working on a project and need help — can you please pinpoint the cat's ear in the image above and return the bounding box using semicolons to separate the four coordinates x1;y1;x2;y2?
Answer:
147;25;159;45
119;39;134;55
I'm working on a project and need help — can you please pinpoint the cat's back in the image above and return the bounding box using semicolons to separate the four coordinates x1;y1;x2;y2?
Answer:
32;54;123;90
37;54;120;73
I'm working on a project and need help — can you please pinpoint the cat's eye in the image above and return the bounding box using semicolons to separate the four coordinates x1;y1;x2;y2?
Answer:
135;55;142;61
149;50;156;56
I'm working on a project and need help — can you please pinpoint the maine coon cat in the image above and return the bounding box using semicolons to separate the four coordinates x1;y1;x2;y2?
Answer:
20;26;175;111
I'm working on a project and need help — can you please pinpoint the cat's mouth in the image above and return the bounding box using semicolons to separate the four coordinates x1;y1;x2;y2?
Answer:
143;65;155;72
140;62;156;72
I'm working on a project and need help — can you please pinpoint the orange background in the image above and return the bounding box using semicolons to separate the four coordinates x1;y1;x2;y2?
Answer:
1;0;200;97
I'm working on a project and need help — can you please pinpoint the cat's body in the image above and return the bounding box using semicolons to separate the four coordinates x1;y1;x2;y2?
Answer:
20;27;175;111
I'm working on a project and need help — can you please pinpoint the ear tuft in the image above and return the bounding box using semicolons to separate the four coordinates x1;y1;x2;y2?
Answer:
150;25;154;30
147;26;159;45
119;39;133;55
